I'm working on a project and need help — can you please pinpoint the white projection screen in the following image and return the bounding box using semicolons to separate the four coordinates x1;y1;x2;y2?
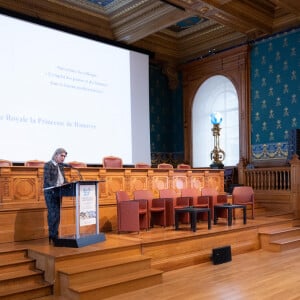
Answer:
0;11;150;166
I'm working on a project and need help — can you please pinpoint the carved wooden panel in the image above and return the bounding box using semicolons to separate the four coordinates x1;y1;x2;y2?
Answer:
0;166;224;204
13;178;37;202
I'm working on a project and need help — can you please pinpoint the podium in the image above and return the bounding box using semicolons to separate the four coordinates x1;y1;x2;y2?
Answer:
51;180;106;247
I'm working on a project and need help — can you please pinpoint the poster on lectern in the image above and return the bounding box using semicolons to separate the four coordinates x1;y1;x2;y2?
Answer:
79;184;97;226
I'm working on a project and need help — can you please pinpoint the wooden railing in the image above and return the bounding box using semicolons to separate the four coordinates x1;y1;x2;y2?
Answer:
245;167;291;191
237;155;300;217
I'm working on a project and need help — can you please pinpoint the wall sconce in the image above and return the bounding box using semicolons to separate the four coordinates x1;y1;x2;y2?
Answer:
210;112;225;169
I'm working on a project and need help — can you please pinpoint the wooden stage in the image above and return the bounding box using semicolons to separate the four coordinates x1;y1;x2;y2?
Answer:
0;211;298;299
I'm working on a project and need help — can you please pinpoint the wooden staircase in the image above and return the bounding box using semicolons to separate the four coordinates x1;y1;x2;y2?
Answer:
259;224;300;252
0;248;52;299
0;245;162;300
56;254;163;299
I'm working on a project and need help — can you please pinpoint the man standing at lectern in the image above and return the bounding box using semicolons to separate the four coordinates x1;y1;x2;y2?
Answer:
43;148;68;244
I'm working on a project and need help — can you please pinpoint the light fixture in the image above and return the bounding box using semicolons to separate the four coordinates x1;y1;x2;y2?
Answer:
210;112;225;169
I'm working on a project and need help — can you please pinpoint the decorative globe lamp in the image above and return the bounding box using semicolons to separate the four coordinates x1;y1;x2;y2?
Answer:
210;112;225;169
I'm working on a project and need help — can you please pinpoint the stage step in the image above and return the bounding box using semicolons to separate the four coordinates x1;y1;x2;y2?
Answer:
152;238;257;271
259;226;300;252
0;248;37;272
0;248;53;299
58;255;163;299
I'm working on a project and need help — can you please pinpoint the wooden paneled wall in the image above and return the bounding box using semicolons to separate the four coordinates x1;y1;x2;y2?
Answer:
0;166;224;243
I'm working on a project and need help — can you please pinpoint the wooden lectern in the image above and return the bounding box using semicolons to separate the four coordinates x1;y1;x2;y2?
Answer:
50;180;105;247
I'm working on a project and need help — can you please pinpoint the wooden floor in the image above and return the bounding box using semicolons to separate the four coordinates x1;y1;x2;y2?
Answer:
105;247;300;300
1;212;299;299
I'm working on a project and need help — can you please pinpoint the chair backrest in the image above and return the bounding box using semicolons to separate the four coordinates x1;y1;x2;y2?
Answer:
157;163;173;169
68;161;87;168
134;189;153;207
134;190;153;201
201;187;219;207
116;190;130;202
0;159;12;167
181;188;199;206
177;163;191;169
24;160;45;167
103;156;123;168
232;186;254;203
115;190;141;232
159;189;177;199
201;187;218;197
135;162;151;168
159;188;180;210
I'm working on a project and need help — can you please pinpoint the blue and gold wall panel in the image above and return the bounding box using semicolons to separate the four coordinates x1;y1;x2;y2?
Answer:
251;29;300;162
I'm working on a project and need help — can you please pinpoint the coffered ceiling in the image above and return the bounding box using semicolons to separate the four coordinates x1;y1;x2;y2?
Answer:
1;0;300;65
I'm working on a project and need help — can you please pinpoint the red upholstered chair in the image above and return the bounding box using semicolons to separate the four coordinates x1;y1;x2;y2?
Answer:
103;156;123;168
182;188;210;220
0;159;12;167
116;191;148;233
177;163;191;169
134;189;166;228
201;187;227;220
24;160;45;167
159;189;192;225
135;162;151;168
134;189;153;205
157;163;173;169
232;186;255;219
181;188;201;206
67;161;87;168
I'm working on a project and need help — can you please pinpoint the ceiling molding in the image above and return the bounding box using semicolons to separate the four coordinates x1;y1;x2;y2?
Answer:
1;0;299;65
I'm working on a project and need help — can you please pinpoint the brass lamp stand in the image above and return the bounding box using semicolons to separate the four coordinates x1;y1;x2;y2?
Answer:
210;113;225;169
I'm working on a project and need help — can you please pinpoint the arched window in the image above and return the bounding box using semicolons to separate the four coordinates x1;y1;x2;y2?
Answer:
192;75;239;167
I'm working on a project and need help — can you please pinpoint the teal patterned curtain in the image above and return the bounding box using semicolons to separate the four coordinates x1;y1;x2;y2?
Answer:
251;29;300;162
149;64;184;166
